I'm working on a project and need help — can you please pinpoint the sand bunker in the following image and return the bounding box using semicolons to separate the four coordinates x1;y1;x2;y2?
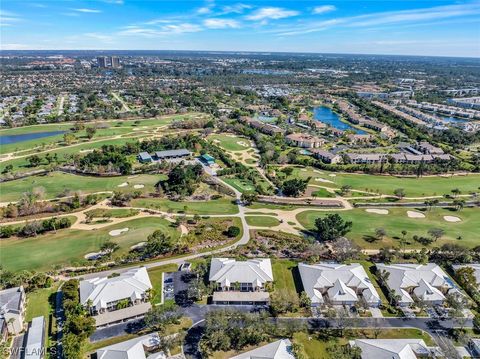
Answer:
117;182;128;187
236;141;249;147
128;175;138;179
300;169;307;172
313;170;323;174
407;211;425;218
366;209;389;215
315;178;334;184
84;252;105;260
133;184;144;189
109;228;129;236
444;216;461;222
329;174;337;177
213;139;221;144
130;242;146;250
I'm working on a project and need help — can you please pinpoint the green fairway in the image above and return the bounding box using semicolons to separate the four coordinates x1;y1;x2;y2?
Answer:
223;177;256;193
0;172;164;202
0;217;180;272
280;166;480;197
245;216;280;227
130;197;238;215
296;207;480;249
208;134;251;151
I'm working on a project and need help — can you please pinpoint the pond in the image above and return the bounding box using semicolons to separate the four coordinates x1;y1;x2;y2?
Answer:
313;106;366;134
0;131;66;145
440;116;467;123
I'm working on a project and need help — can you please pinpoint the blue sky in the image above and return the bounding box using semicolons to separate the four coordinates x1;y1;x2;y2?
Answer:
1;0;480;57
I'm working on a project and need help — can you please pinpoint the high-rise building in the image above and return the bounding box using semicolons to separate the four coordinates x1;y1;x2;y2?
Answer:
111;56;120;68
97;56;108;68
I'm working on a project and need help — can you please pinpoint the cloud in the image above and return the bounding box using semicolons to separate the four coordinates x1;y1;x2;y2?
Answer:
220;3;252;14
312;5;336;15
246;7;299;21
73;8;102;13
118;23;202;37
0;10;22;26
1;43;31;50
203;18;240;29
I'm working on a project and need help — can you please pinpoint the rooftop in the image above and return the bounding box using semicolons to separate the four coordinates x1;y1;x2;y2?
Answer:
229;339;295;359
209;258;273;287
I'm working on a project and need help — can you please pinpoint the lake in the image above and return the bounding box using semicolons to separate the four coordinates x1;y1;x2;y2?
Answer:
313;106;366;134
0;131;66;145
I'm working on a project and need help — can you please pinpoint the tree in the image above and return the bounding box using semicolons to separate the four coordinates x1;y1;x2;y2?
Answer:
339;185;352;196
330;237;360;262
375;228;387;240
280;178;309;197
241;192;258;205
393;188;406;199
143;231;174;257
100;240;120;254
451;188;461;198
428;228;445;242
63;133;76;145
452;199;465;211
270;289;300;316
86;126;97;140
27;155;42;167
143;304;182;332
226;226;240;238
314;214;352;242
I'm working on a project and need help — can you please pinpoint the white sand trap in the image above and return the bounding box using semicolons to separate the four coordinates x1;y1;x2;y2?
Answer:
84;252;104;260
109;228;129;236
366;209;389;215
128;175;138;179
212;139;221;144
407;211;425;218
444;216;461;222
329;174;337;177
130;242;146;250
313;170;323;174
80;149;94;153
117;182;129;188
315;178;334;184
236;141;249;147
133;184;144;189
300;169;307;172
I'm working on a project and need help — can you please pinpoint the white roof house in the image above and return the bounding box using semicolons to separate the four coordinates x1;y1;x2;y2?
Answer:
80;267;152;312
96;333;164;359
298;263;381;306
376;263;460;306
350;339;431;359
209;258;273;289
453;263;480;285
229;339;295;359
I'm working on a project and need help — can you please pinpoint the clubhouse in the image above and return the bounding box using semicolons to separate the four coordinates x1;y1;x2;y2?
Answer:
137;149;191;163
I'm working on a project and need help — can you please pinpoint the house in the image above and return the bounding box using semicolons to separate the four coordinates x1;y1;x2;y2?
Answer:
453;263;480;286
298;263;381;307
96;333;164;359
244;118;285;136
154;149;191;160
349;339;432;359
310;149;342;164
80;267;152;327
286;133;325;148
25;316;45;359
346;153;387;164
209;258;273;305
138;152;153;163
415;141;444;155
200;154;215;166
230;339;295;359
346;134;372;143
0;286;26;335
469;339;480;357
375;263;462;307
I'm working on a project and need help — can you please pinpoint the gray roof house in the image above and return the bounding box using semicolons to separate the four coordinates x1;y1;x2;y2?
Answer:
0;286;26;335
230;339;295;359
209;258;273;305
349;338;432;359
25;316;45;359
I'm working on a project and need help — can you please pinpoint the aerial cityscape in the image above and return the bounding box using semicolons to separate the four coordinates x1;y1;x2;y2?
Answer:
0;1;479;359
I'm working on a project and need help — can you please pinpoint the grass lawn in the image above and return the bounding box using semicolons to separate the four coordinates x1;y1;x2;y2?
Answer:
222;177;256;193
147;264;178;304
308;186;335;198
245;216;280;227
0;217;180;272
272;259;300;292
131;197;238;215
0;172;164;202
280;166;480;197
85;208;140;218
296;207;480;249
208;134;250;151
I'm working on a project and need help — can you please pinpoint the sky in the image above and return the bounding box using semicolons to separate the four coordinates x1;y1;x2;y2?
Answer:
1;0;480;57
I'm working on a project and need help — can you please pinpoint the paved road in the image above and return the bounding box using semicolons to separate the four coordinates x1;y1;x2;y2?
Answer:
54;286;65;359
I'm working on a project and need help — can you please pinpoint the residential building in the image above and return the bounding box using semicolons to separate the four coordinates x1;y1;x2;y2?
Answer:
209;258;273;305
111;56;120;68
349;339;432;359
80;267;152;326
0;286;26;335
415;141;444;155
243;118;285;136
376;263;462;307
286;133;325;148
96;333;164;359
97;56;108;68
346;153;387;164
310;149;342;164
453;264;480;286
200;153;215;166
138;152;153;163
230;339;295;359
346;133;372;143
298;263;381;307
25;316;45;359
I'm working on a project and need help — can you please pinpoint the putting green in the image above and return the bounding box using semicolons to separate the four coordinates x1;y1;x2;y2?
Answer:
208;134;251;151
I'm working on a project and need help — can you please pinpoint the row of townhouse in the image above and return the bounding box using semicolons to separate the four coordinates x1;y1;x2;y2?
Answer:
242;117;285;136
310;150;451;165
